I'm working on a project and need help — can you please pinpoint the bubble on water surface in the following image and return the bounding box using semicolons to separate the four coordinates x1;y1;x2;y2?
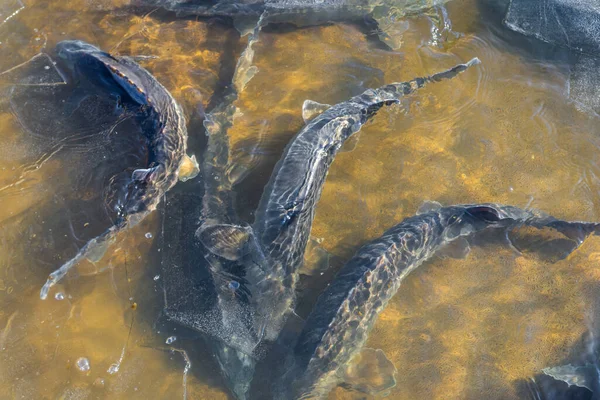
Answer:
165;336;177;345
145;232;153;239
153;275;160;281
76;357;90;372
54;292;64;300
228;281;240;290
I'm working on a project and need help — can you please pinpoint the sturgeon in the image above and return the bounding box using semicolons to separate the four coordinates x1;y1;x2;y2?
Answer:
39;40;199;299
197;57;481;345
132;0;451;47
278;203;600;399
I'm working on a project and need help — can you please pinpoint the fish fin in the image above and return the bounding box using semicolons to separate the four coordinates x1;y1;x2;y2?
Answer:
178;154;200;182
299;237;331;276
341;133;360;153
233;16;261;37
507;225;580;263
339;348;397;395
132;166;158;183
437;237;471;259
416;200;443;215
371;13;410;50
542;363;598;390
196;223;254;261
302;100;331;123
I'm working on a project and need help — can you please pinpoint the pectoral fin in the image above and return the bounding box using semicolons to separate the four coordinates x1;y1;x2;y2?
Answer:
507;225;580;263
302;100;331;123
542;363;598;391
233;15;261;37
416;200;443;215
178;154;200;182
437;237;471;259
196;223;254;261
299;237;331;276
339;348;397;395
371;12;410;50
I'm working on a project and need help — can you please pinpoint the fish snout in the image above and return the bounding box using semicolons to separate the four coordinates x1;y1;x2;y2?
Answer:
56;40;99;61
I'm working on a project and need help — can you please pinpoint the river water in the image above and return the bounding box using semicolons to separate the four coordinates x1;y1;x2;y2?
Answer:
1;0;599;399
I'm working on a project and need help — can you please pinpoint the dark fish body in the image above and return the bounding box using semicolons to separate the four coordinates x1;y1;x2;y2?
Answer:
55;40;188;217
40;40;197;299
280;204;600;399
191;58;479;399
133;0;448;24
503;0;600;54
244;58;480;341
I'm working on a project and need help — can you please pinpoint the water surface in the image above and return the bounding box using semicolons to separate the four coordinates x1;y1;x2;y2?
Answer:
1;0;599;399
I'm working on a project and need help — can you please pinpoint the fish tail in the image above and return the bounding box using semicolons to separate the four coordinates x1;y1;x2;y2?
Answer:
426;57;481;84
39;223;122;300
376;57;480;100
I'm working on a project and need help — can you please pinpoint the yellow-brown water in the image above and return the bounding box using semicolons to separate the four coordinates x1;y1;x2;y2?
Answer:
1;0;599;399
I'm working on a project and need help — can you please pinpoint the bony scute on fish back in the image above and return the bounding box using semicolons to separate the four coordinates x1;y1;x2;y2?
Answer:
248;57;482;343
39;40;193;300
279;203;600;399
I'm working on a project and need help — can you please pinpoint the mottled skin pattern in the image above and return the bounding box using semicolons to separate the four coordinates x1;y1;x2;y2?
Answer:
281;204;600;399
132;0;448;26
247;58;480;341
40;40;188;299
55;41;187;218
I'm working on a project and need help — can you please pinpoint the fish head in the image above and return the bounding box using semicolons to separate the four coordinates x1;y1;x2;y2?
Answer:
56;40;150;105
56;40;111;75
56;40;102;59
439;204;509;241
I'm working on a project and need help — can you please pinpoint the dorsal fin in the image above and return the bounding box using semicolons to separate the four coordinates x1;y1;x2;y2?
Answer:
302;100;331;123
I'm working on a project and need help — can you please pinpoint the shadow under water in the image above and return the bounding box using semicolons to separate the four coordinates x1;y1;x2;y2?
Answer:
1;0;600;399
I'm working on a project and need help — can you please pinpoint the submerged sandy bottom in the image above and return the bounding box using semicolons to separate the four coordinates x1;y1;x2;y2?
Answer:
1;0;599;398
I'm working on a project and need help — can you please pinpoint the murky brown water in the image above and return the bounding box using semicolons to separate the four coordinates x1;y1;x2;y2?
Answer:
1;0;600;399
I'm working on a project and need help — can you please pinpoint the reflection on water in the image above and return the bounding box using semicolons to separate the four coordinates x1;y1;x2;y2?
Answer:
1;0;600;399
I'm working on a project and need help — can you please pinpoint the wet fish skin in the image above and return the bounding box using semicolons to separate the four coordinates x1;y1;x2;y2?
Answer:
40;40;191;299
279;204;600;399
133;0;449;28
55;40;188;217
246;57;480;342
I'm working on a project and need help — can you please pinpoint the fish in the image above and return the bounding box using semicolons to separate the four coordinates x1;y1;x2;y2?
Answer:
197;57;481;345
502;0;600;54
485;0;600;114
524;325;600;399
131;0;451;48
39;40;199;300
277;202;600;399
